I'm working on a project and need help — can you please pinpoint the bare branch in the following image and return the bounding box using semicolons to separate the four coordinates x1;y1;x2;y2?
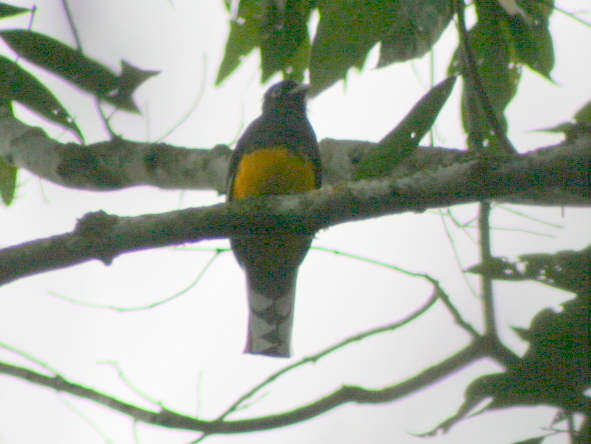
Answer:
0;137;589;286
2;105;589;206
0;339;487;435
479;202;497;338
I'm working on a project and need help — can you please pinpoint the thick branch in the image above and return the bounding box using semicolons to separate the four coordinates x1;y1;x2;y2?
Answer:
0;137;588;286
0;105;232;192
0;339;487;434
1;106;589;205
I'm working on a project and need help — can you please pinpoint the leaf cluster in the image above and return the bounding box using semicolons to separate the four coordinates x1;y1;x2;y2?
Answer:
459;245;591;443
215;0;562;173
217;0;453;94
0;4;158;204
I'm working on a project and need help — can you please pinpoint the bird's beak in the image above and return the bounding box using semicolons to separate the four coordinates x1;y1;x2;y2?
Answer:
290;83;310;98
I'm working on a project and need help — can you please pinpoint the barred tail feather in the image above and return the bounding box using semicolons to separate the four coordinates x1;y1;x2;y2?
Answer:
245;283;296;358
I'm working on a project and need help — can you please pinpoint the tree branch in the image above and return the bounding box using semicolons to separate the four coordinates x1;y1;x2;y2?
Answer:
0;137;588;286
0;339;488;434
1;105;589;206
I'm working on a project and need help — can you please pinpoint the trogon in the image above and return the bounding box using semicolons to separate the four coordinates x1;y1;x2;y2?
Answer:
226;80;322;358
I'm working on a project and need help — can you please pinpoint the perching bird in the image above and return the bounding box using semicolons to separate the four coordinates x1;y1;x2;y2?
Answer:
226;80;322;357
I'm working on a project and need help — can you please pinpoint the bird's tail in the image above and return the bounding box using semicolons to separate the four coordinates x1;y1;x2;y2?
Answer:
245;281;296;358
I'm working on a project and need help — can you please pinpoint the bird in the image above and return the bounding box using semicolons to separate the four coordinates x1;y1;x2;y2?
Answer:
226;80;322;358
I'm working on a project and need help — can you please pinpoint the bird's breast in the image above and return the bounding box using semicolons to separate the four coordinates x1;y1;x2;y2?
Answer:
231;146;317;200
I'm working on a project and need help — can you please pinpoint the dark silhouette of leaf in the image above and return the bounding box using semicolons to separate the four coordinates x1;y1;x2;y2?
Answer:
0;30;157;112
216;0;261;85
356;76;456;179
111;60;160;112
468;296;590;413
0;3;29;18
378;0;452;67
506;0;554;78
511;437;546;444
260;0;312;82
449;15;519;153
310;0;399;95
574;100;591;124
520;246;591;294
0;55;81;138
0;155;17;205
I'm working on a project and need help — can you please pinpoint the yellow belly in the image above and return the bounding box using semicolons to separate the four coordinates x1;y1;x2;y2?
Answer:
231;146;316;200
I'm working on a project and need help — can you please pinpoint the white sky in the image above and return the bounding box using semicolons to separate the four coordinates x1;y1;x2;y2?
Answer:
0;1;590;443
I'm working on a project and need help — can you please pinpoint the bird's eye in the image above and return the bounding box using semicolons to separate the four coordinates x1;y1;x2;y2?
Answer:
270;86;284;99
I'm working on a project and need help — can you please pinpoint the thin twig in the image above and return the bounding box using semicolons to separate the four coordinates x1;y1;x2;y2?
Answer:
194;288;443;441
478;202;496;337
438;209;479;297
0;339;490;434
476;204;519;367
566;410;576;443
314;246;430;278
57;393;115;444
435;283;480;337
99;361;165;409
155;55;208;142
60;0;116;138
48;249;222;311
0;341;60;375
453;0;516;154
60;0;82;49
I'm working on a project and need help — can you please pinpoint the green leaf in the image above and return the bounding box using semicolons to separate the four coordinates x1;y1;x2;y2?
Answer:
378;0;452;66
310;0;400;96
0;3;30;18
506;0;554;78
216;0;262;85
450;17;520;152
535;121;575;134
113;60;160;112
467;296;590;414
356;76;456;179
574;99;591;124
0;55;81;138
260;0;312;82
507;18;554;79
536;100;591;137
0;155;17;206
519;245;591;294
511;437;546;444
0;30;155;112
467;256;522;280
468;246;591;294
283;33;311;82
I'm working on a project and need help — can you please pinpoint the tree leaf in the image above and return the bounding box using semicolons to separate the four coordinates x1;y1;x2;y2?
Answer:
467;256;522;280
0;30;154;112
468;246;591;294
0;155;17;206
449;16;520;153
378;0;452;67
0;55;81;138
310;0;400;96
356;76;456;179
574;99;591;124
506;0;554;78
467;296;590;414
260;0;312;82
111;60;160;112
216;0;262;85
511;437;546;444
519;246;591;294
0;3;30;18
283;32;311;82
